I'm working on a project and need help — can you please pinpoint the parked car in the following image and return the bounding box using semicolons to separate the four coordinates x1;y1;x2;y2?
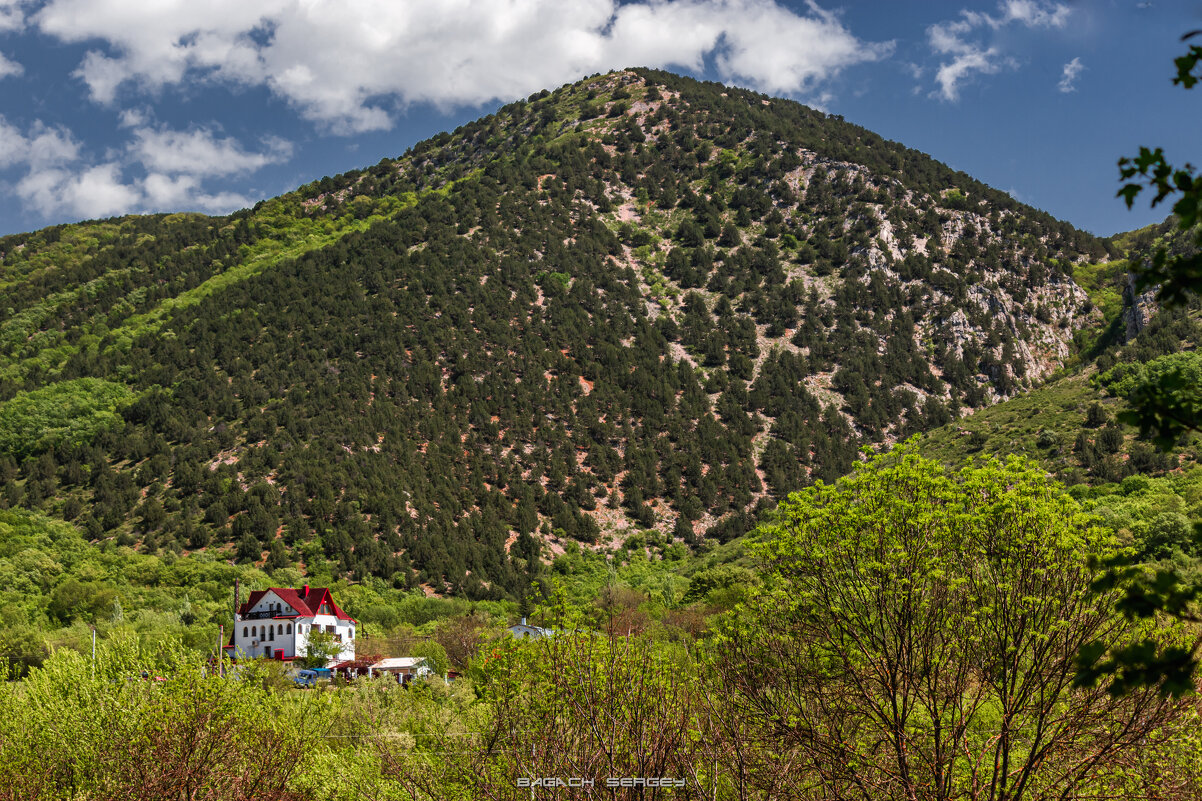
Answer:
292;668;332;688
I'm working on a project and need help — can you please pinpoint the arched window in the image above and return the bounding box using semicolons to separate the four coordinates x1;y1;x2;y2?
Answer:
349;628;354;640
243;627;248;638
287;623;293;634
277;624;283;635
269;627;275;642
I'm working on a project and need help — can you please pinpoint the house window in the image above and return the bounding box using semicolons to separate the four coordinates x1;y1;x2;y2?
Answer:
243;627;248;638
265;646;272;658
251;626;257;637
269;627;275;642
277;624;283;635
287;623;293;634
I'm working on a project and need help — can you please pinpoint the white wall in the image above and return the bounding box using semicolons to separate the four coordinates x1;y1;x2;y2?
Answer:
294;616;356;663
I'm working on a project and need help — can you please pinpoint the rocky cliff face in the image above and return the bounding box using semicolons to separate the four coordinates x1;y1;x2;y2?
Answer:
1124;272;1159;342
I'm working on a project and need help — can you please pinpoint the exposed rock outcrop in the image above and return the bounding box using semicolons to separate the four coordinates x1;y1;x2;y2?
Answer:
1123;272;1157;342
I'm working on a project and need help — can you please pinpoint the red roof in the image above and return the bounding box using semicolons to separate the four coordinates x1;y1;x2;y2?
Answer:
237;586;356;622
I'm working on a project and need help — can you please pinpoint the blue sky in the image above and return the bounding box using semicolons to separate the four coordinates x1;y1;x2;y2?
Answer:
0;0;1197;237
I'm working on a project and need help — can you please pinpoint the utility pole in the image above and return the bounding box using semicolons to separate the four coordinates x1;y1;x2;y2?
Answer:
91;626;96;679
233;578;240;620
217;625;224;677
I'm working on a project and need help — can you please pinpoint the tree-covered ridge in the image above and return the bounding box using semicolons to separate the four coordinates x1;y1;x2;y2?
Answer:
0;68;1116;599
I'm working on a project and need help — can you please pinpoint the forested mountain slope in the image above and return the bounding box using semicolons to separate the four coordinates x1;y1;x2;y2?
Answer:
0;68;1114;599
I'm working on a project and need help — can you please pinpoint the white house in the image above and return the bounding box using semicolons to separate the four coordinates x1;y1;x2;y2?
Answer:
506;617;556;639
225;585;356;664
370;657;433;681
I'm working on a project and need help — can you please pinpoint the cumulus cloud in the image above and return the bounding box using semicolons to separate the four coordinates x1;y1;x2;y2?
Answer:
34;0;891;133
18;163;142;219
117;107;148;128
1058;56;1083;93
0;118;80;169
928;0;1069;101
0;51;21;79
130;127;292;176
0;117;282;219
0;0;28;33
140;172;252;212
1000;0;1069;27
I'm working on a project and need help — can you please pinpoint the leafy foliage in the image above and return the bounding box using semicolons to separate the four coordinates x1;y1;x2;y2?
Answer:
0;378;132;458
730;448;1192;797
298;628;341;669
0;635;316;800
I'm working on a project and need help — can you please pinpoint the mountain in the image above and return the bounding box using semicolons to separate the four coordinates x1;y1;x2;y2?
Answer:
918;212;1201;492
0;68;1119;599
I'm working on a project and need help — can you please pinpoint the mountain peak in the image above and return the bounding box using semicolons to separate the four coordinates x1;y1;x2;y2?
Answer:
0;69;1114;596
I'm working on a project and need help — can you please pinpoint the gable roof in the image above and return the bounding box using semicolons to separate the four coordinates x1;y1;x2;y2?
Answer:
237;586;356;622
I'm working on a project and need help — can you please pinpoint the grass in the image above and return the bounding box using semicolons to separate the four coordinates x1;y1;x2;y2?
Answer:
918;370;1110;474
1071;258;1128;321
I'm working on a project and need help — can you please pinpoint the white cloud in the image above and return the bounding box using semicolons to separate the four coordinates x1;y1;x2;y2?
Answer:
117;107;148;128
0;117;26;168
0;51;22;79
927;0;1069;101
34;0;891;133
1001;0;1069;28
0;117;283;219
25;123;81;167
18;163;142;219
130;127;292;176
0;0;28;33
1058;56;1083;93
933;49;1006;102
141;172;251;212
73;50;136;105
0;118;81;169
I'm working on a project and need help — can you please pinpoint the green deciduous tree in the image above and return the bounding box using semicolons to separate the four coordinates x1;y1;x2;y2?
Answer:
717;448;1190;800
298;629;341;669
0;635;315;800
379;631;709;800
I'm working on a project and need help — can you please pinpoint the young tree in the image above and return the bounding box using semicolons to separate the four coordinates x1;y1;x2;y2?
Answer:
717;449;1190;800
433;612;490;669
298;629;341;669
378;632;710;800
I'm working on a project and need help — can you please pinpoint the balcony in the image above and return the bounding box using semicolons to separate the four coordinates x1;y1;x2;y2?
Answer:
240;610;299;620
